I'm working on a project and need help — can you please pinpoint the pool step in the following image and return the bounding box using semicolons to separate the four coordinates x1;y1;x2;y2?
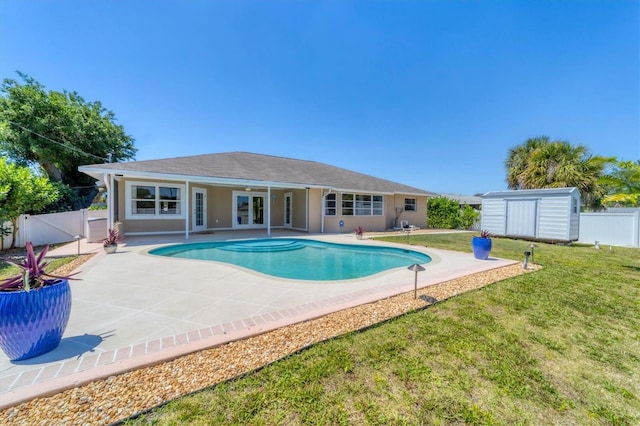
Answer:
217;241;305;253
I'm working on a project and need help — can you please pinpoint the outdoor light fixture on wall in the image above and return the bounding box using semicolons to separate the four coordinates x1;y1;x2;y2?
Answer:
271;194;277;204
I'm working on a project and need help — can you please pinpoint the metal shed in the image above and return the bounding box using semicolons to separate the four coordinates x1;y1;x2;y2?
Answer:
481;187;580;242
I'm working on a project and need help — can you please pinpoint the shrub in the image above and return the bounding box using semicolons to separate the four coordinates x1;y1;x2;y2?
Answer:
459;205;480;229
427;197;460;229
427;197;480;230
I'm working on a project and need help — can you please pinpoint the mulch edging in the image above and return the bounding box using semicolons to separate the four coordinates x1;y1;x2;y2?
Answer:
1;263;531;425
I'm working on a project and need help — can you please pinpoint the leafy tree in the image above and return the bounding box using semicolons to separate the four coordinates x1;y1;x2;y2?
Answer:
601;160;640;207
0;157;60;249
505;136;613;209
459;205;480;229
428;197;459;229
427;197;480;229
0;72;136;210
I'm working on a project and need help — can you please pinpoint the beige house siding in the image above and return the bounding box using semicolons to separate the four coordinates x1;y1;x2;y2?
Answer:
117;178;188;234
113;178;428;236
269;190;284;227
319;193;427;233
117;179;310;234
291;189;308;230
207;186;233;228
393;194;427;229
324;216;386;234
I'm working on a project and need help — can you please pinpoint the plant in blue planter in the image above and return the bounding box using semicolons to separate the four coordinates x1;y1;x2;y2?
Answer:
0;242;78;361
472;230;492;260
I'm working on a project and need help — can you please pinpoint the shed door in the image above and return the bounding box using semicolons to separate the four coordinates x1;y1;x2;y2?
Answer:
506;199;538;237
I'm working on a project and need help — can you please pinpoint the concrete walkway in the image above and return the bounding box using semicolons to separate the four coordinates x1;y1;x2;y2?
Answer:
0;231;517;409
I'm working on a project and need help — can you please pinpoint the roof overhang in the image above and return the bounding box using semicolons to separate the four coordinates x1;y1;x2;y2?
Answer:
79;166;434;197
80;167;325;191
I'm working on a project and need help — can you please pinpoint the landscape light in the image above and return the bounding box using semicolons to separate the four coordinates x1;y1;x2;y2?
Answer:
528;243;538;265
523;251;531;269
407;263;425;299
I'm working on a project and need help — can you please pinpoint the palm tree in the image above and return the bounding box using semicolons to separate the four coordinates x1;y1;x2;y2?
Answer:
601;160;640;207
505;136;548;190
505;137;613;209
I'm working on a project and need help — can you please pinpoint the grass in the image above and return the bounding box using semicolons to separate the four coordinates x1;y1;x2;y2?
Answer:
0;249;78;281
124;233;639;425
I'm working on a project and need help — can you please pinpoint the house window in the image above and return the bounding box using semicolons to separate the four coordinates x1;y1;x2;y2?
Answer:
372;195;383;215
342;194;354;215
405;198;416;212
126;181;185;219
325;193;336;216
342;193;383;216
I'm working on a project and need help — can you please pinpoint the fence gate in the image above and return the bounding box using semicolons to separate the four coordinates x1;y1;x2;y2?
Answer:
18;210;86;247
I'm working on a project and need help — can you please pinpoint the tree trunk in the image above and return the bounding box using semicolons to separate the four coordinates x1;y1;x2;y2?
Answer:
40;161;63;182
9;218;18;249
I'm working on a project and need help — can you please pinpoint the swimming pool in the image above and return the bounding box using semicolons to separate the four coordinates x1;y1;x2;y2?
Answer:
149;238;431;281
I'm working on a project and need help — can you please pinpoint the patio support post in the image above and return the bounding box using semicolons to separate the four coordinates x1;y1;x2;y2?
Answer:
105;173;114;230
185;180;190;240
267;186;271;237
305;188;309;232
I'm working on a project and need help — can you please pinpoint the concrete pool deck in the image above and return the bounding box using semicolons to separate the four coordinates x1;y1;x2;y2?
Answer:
0;230;517;409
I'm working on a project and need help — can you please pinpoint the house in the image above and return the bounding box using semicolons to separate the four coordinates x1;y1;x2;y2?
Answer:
78;152;436;238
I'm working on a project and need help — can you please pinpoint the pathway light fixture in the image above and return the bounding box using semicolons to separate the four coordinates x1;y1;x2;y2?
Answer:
407;263;425;299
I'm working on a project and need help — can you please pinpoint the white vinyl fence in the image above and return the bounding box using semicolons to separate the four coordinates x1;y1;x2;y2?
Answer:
578;211;640;248
1;209;108;249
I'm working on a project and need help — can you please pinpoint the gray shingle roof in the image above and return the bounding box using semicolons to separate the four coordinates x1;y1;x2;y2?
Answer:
80;152;435;195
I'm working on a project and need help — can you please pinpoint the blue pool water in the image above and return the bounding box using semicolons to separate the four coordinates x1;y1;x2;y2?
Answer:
149;238;431;281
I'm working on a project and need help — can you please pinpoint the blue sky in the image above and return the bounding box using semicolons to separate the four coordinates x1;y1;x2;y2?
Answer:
1;1;638;195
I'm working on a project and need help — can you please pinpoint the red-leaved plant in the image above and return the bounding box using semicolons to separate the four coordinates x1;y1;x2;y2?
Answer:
103;228;124;247
0;242;78;292
478;230;492;238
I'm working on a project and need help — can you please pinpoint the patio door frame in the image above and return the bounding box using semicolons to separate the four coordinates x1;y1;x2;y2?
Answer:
233;190;268;229
192;187;207;232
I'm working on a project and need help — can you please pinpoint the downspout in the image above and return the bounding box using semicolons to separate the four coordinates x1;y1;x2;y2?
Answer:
267;186;271;237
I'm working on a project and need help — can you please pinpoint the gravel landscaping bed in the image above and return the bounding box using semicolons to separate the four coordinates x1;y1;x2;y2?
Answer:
1;263;530;425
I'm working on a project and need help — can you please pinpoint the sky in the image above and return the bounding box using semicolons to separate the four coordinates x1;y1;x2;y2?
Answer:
1;1;638;195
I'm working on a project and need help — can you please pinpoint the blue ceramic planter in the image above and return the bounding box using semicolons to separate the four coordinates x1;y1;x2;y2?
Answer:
472;237;492;260
0;279;71;361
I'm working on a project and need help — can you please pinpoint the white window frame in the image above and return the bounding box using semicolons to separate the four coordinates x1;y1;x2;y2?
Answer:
342;193;383;216
325;193;337;216
125;181;186;220
404;198;417;212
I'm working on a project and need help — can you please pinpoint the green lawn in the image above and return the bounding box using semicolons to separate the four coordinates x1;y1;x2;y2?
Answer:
128;233;639;425
0;255;76;281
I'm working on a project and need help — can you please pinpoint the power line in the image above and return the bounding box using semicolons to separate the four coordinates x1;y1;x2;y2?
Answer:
7;120;110;162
